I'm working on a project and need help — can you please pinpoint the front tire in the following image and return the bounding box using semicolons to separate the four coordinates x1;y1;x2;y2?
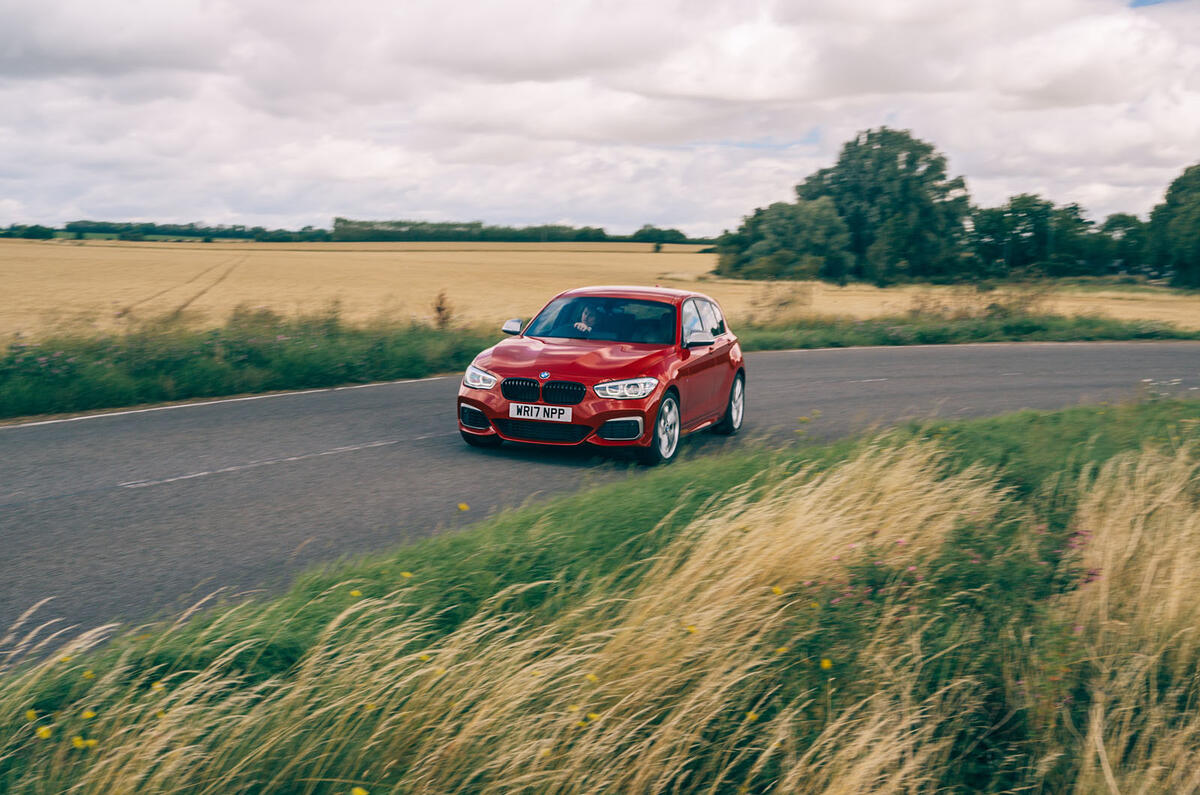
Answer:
461;429;503;448
712;373;745;435
639;392;681;465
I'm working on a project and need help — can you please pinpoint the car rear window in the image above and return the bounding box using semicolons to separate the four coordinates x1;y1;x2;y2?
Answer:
525;297;677;345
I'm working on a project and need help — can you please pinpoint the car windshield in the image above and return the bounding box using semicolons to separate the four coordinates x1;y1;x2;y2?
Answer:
524;297;677;345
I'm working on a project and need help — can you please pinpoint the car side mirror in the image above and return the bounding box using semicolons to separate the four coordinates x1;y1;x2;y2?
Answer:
684;330;716;348
501;318;523;335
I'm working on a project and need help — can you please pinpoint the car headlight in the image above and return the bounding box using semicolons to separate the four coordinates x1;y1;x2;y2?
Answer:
463;364;498;389
594;377;658;399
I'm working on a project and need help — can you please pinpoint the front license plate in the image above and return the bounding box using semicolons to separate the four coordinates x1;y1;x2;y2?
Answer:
509;403;572;422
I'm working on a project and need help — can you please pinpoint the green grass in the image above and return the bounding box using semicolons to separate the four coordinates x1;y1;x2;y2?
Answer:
0;306;495;420
2;399;1199;792
736;311;1198;351
4;303;1197;421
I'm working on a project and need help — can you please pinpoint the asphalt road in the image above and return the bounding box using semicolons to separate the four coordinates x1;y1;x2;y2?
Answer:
2;341;1197;634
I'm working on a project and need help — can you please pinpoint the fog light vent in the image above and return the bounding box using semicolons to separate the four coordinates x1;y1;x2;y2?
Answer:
459;404;490;430
597;418;643;441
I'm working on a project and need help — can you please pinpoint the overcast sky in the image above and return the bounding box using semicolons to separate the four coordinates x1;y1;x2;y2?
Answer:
1;0;1197;236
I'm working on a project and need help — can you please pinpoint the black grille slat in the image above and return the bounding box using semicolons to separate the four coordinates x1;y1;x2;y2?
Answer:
542;380;585;405
493;419;591;444
501;377;586;405
501;378;540;402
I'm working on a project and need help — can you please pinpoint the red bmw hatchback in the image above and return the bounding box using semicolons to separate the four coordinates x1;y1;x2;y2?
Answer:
457;286;745;464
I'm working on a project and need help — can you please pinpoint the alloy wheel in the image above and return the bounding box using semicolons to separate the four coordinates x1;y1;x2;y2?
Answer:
657;397;679;459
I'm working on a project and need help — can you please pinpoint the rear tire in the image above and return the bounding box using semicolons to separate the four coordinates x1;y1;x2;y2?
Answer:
712;373;745;435
461;429;503;448
639;393;681;465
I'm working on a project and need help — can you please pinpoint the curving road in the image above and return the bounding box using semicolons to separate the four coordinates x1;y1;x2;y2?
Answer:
2;341;1198;634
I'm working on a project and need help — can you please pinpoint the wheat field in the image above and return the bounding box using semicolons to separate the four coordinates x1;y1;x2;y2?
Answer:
3;238;1198;337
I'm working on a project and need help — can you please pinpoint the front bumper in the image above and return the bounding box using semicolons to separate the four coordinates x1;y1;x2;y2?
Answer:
457;382;659;447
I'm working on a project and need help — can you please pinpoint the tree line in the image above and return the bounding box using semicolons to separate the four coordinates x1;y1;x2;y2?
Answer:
1;219;700;245
59;220;332;242
716;127;1200;288
330;218;696;244
0;224;56;239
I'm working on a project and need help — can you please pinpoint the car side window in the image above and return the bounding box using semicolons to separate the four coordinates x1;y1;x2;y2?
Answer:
705;300;726;335
697;301;722;337
680;300;703;342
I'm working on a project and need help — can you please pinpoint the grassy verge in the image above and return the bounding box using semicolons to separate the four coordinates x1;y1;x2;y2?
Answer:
2;398;1199;792
4;301;1199;421
737;311;1198;351
0;306;495;420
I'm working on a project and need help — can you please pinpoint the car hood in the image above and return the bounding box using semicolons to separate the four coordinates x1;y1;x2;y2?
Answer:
477;336;671;381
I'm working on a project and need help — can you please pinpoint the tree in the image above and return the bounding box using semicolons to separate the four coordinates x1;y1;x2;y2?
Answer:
1148;163;1200;287
1045;203;1098;276
969;194;1053;276
631;224;688;244
796;127;969;283
716;198;851;281
1099;213;1147;274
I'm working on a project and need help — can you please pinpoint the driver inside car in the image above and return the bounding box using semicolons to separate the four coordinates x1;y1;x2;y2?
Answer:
573;305;601;335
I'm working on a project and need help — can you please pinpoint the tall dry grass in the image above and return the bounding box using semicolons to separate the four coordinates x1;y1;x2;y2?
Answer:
0;443;1001;792
2;438;1198;792
1059;446;1200;793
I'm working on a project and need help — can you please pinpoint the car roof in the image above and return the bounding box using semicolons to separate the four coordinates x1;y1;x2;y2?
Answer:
554;285;708;304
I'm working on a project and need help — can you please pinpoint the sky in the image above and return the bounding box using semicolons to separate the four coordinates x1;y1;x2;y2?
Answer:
1;0;1197;237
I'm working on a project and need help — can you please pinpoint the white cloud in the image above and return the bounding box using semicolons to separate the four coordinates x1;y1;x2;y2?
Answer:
0;0;1197;233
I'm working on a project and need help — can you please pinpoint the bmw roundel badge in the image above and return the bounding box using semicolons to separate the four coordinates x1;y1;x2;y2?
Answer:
539;371;550;379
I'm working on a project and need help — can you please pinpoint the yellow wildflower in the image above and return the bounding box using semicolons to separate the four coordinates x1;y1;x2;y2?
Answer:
457;503;469;511
156;710;167;719
352;788;369;795
58;655;72;663
151;681;165;692
540;747;552;758
567;704;580;712
350;589;363;598
82;710;96;719
771;586;783;596
24;709;37;722
418;654;431;662
585;673;599;683
433;667;446;676
82;669;95;680
85;739;97;748
685;624;697;634
810;602;819;609
72;735;86;749
530;670;543;677
400;571;413;578
575;721;588;728
820;658;833;670
774;646;789;654
364;703;377;711
36;726;52;739
586;712;601;721
745;711;759;722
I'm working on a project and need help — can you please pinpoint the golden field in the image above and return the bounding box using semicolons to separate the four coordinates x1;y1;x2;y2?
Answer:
3;237;1198;337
